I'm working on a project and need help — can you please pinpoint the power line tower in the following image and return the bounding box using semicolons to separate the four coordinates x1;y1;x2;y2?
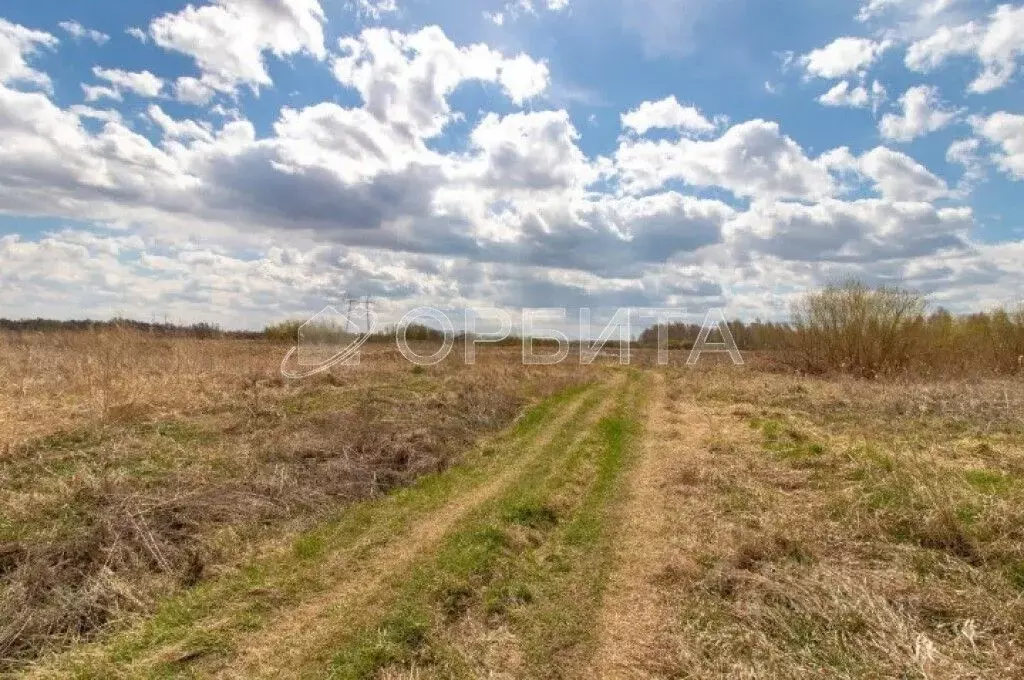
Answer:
345;295;358;332
363;296;373;334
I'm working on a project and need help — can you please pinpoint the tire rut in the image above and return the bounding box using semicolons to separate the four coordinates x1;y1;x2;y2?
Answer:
214;373;625;678
586;371;716;679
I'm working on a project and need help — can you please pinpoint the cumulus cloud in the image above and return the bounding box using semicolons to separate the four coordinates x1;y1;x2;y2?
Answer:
58;20;110;45
946;136;985;192
173;76;216;105
353;0;399;20
490;0;571;25
0;15;1009;322
92;66;165;98
620;95;717;135
818;81;870;107
615;119;836;200
148;104;213;142
0;18;58;90
149;0;327;94
726;198;970;263
821;145;950;201
879;85;957;141
905;4;1024;93
332;26;549;138
81;84;121;102
69;105;123;125
971;111;1024;180
858;146;950;201
857;0;957;23
801;37;890;78
466;110;597;192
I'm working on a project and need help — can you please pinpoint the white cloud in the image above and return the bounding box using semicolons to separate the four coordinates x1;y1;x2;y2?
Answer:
465;110;596;192
822;145;949;201
0;19;1010;322
801;37;890;79
818;80;888;111
858;146;950;201
858;0;903;22
354;0;399;20
971;111;1024;180
173;76;216;105
857;0;965;26
615;119;836;200
946;137;985;192
946;136;981;166
126;26;148;44
332;26;549;138
92;67;165;98
726;198;970;263
81;84;121;102
149;0;327;94
904;21;980;70
147;104;214;142
818;81;870;107
905;4;1024;93
497;53;550;105
870;79;888;110
69;105;123;125
58;20;110;45
879;85;957;141
0;19;58;90
491;0;569;23
620;95;717;135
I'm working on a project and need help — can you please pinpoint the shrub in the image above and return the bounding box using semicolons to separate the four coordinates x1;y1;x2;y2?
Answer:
264;320;304;344
789;281;927;377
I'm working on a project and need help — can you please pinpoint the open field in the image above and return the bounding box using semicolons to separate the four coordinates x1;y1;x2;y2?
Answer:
3;330;1024;678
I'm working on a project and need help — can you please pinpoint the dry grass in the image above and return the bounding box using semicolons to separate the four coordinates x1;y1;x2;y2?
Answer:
614;366;1024;678
0;330;587;671
7;324;1024;678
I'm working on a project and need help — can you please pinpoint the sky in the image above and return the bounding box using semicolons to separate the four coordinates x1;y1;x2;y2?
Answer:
0;0;1023;329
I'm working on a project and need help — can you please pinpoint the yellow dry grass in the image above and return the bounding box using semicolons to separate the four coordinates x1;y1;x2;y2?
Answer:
591;365;1024;678
0;329;589;671
6;324;1024;678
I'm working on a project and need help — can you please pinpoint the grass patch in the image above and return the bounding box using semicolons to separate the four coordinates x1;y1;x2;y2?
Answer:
751;417;826;462
26;380;596;678
964;468;1015;495
326;371;643;679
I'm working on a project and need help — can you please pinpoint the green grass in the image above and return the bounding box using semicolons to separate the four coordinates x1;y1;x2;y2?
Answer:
40;381;598;679
751;417;826;463
964;468;1015;495
328;370;644;679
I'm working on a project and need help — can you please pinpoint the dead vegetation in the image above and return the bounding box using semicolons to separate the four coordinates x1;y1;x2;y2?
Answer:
0;330;586;671
626;367;1024;678
6;291;1024;677
787;281;1024;378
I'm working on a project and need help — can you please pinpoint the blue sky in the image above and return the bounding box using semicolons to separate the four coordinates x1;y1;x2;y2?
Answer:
0;0;1023;328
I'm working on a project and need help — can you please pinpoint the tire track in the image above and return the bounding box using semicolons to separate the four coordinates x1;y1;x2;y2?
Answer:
214;374;626;678
586;371;715;679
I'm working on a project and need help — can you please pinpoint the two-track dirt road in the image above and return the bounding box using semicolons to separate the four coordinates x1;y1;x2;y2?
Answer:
30;366;1023;679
